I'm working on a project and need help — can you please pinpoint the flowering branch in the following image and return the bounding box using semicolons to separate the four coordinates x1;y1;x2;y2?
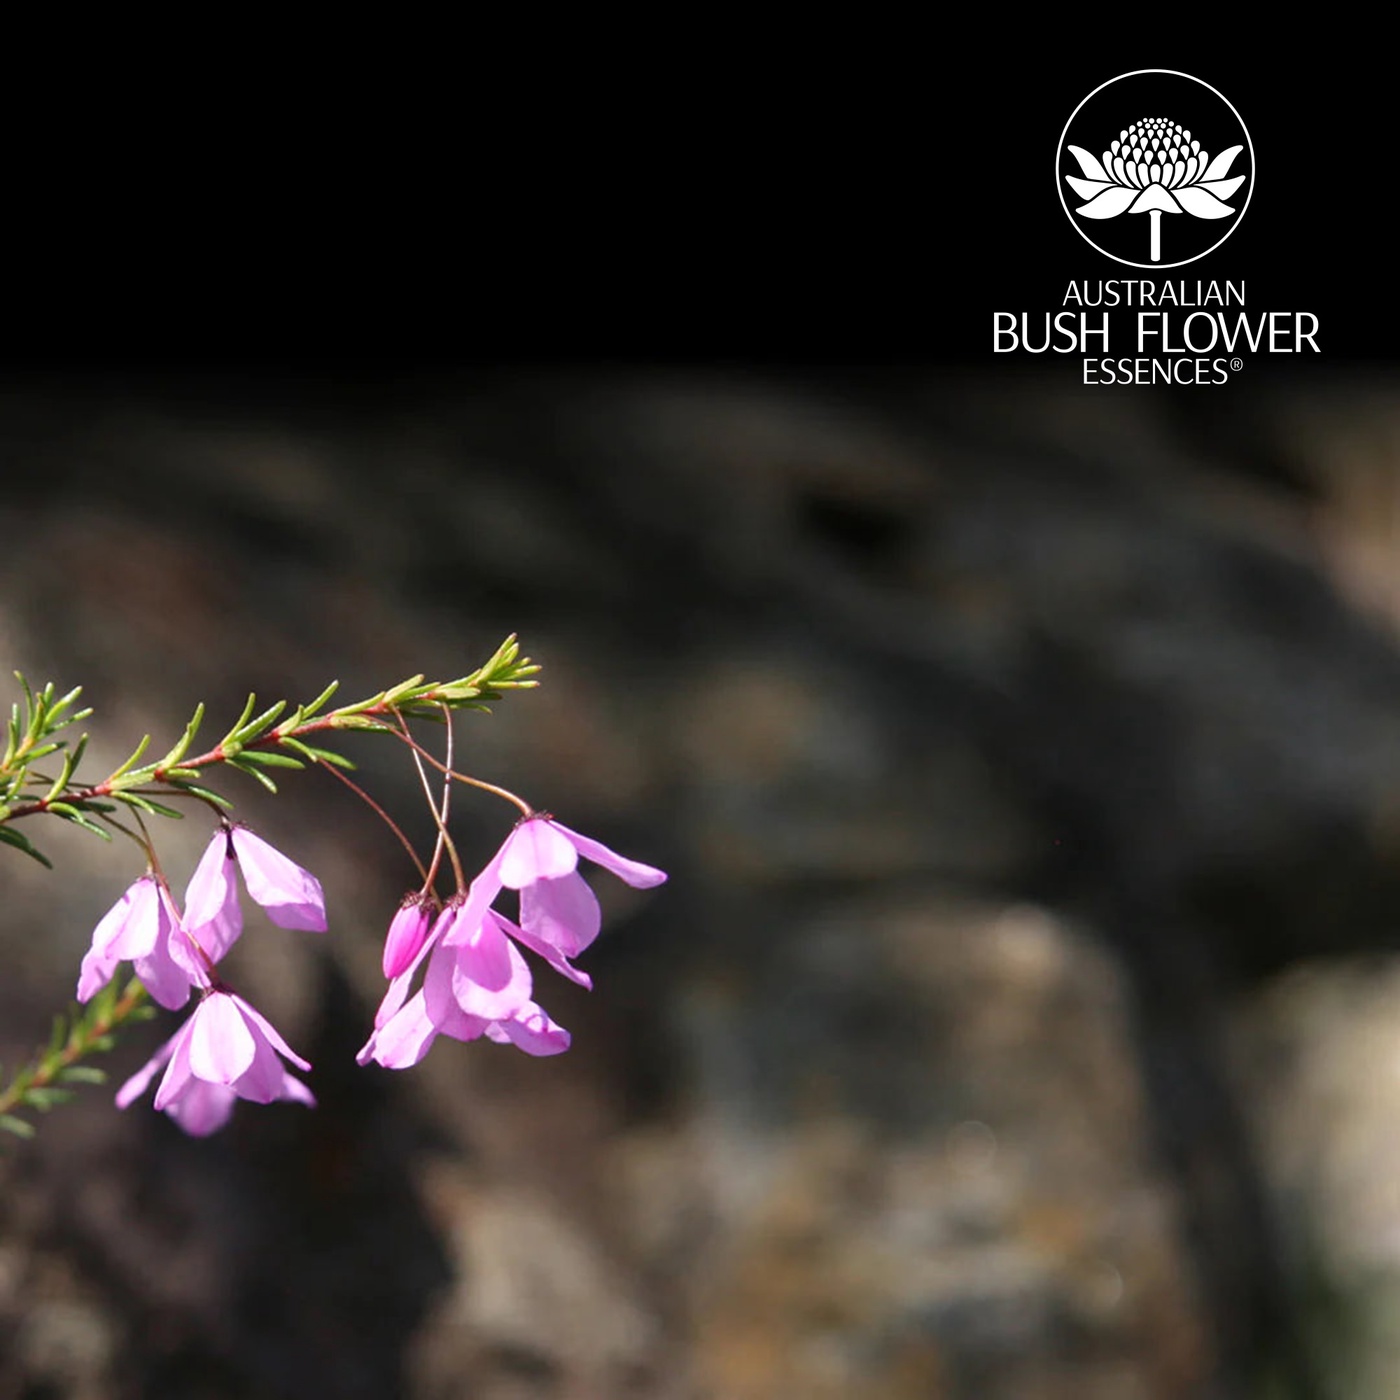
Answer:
0;635;539;866
0;976;154;1139
0;631;668;1142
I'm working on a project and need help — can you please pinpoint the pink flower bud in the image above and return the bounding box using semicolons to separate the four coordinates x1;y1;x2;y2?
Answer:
381;893;436;979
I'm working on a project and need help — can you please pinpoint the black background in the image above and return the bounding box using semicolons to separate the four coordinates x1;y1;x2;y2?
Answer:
1;49;1381;369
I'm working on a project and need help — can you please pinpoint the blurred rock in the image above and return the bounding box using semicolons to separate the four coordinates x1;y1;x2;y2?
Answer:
1234;956;1400;1400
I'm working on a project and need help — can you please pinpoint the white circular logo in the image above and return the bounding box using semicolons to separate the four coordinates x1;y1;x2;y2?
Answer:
1057;70;1253;269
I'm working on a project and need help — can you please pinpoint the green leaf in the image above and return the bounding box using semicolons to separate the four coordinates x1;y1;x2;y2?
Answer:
47;803;111;838
115;793;185;820
157;703;205;770
237;749;305;769
169;783;233;809
57;1066;106;1085
228;758;278;793
0;826;52;868
381;675;426;705
298;679;339;721
110;733;152;779
233;700;287;743
278;737;355;769
222;693;258;744
0;1114;34;1138
43;737;85;801
24;1087;72;1111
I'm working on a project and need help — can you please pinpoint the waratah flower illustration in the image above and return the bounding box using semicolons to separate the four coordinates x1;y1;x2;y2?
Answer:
116;989;315;1134
1064;115;1246;263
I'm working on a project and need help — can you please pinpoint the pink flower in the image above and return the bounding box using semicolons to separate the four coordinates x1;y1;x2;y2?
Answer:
184;825;328;945
77;876;203;1011
443;815;666;970
358;816;662;1068
116;989;314;1135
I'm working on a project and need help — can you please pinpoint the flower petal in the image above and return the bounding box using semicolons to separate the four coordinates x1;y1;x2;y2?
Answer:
1197;176;1245;202
152;1018;197;1111
231;993;311;1071
374;903;452;1030
368;990;442;1069
441;850;508;947
1065;176;1113;201
230;827;327;931
278;1071;316;1108
549;822;668;888
233;1031;291;1103
520;873;601;958
1200;145;1242;181
184;832;243;960
77;944;121;1004
496;909;594;990
1065;144;1111;182
110;877;165;960
189;993;257;1084
167;1079;237;1135
1128;185;1181;214
499;818;578;888
115;1030;180;1109
133;931;197;1011
1174;185;1235;219
86;881;142;959
493;1001;571;1057
425;919;532;1021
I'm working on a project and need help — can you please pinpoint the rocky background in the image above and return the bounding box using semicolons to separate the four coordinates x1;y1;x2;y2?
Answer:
2;368;1400;1398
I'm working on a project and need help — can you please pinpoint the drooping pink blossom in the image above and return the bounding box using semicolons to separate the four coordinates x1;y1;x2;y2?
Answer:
77;875;203;1010
115;989;314;1134
77;877;162;1002
186;825;327;937
359;816;662;1067
227;826;327;931
443;815;665;967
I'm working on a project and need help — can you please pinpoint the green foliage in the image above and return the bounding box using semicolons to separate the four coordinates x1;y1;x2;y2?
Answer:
0;977;155;1138
0;635;538;857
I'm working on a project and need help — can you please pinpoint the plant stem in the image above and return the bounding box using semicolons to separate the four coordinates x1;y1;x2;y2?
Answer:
0;978;150;1123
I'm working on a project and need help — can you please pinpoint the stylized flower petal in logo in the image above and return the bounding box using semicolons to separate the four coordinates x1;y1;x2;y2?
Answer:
1064;116;1246;264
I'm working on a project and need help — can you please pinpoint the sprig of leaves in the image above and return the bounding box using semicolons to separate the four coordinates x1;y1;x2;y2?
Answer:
0;977;155;1139
0;679;95;866
0;635;539;861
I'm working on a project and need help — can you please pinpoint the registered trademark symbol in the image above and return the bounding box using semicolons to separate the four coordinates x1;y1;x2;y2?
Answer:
1229;357;1243;371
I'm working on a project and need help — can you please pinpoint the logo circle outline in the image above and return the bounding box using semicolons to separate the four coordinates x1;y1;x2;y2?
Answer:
1056;69;1254;270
